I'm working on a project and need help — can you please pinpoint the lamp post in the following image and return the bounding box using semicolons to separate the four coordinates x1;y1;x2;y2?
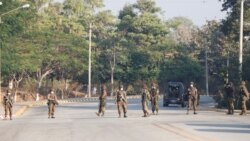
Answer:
239;0;245;82
0;4;30;23
0;3;30;100
88;23;92;98
239;0;250;81
205;44;209;96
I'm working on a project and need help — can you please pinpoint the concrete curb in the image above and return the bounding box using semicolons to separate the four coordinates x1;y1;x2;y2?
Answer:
215;108;250;114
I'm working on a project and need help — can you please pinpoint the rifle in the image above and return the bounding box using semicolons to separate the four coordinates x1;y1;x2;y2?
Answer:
3;96;13;107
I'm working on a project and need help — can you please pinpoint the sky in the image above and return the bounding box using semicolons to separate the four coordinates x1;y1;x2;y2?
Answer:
54;0;227;27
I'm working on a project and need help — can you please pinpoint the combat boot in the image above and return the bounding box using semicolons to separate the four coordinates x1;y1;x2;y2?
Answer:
156;110;159;115
239;112;247;115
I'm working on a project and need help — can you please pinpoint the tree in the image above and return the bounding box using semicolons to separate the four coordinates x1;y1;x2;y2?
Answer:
117;0;168;85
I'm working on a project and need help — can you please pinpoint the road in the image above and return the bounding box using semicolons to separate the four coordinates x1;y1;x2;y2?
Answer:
0;98;249;141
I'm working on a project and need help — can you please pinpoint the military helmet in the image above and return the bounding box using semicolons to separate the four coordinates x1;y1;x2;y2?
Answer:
102;84;107;90
241;81;246;85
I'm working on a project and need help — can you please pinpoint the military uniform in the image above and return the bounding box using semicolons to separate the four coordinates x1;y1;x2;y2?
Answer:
96;85;107;117
239;81;249;115
150;85;159;115
141;85;151;117
116;87;127;118
187;82;198;115
224;82;235;115
3;91;13;120
47;91;58;119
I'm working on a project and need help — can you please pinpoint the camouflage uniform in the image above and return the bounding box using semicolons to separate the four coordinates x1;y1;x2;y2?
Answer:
96;85;107;117
47;91;58;119
187;82;198;115
224;82;235;115
141;85;151;117
116;86;127;118
239;81;249;115
150;85;159;115
3;91;13;120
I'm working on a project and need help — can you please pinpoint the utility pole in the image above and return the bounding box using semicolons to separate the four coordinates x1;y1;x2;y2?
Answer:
110;44;116;97
88;23;92;98
205;45;209;96
239;0;245;81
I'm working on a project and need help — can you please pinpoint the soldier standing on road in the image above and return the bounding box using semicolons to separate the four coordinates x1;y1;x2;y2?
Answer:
47;90;58;119
187;82;198;115
150;83;159;115
224;82;235;115
96;84;107;117
141;84;151;117
239;81;249;115
3;90;13;120
116;85;127;118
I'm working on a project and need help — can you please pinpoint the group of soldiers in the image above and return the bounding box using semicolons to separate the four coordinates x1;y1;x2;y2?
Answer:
1;80;249;120
224;80;250;115
96;83;160;118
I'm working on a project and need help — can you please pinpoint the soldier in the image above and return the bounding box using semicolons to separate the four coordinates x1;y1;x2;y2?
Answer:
150;83;159;115
47;90;58;119
187;82;198;115
239;81;249;115
96;84;107;117
3;90;13;120
141;84;151;117
224;82;235;115
116;85;127;118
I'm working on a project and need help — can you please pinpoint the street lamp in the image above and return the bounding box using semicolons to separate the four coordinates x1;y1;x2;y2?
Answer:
239;0;249;81
0;3;30;23
88;23;92;98
21;4;30;8
0;3;30;100
239;0;244;81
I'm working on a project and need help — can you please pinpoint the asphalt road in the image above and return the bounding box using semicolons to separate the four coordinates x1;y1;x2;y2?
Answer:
0;98;249;141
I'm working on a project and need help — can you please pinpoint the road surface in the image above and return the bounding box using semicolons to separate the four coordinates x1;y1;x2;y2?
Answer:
0;98;249;141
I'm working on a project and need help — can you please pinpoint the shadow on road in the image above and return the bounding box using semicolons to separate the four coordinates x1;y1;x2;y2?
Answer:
187;123;250;134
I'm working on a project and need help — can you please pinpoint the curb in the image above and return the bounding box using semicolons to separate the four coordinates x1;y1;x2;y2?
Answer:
215;108;250;114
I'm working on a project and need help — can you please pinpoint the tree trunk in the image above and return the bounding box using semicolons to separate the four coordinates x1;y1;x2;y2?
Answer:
36;69;53;101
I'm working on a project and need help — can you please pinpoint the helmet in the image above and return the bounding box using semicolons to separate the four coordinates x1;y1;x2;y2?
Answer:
102;84;107;90
241;81;246;85
120;85;124;90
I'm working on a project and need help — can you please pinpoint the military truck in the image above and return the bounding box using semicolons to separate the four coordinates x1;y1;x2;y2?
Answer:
163;82;187;107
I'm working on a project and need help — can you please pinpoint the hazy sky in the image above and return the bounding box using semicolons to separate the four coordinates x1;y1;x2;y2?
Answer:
54;0;227;26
